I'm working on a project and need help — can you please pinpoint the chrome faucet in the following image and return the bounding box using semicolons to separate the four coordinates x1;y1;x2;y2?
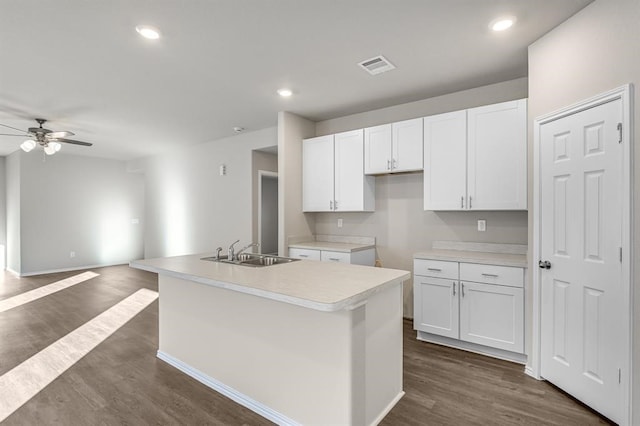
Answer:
215;247;223;260
236;242;260;259
228;239;240;261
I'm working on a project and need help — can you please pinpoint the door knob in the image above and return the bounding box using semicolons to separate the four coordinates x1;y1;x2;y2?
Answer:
538;260;551;269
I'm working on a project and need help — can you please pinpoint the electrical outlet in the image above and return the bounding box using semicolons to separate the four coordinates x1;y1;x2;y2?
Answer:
70;251;76;258
477;220;486;232
337;218;343;228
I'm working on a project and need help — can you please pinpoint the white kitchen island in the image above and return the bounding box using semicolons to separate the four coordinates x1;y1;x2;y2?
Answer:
130;254;409;426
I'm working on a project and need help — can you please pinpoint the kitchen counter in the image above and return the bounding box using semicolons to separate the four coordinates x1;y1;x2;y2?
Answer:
414;249;527;268
288;240;375;253
130;254;409;425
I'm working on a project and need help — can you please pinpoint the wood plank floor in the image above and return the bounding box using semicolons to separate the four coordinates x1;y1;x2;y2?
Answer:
0;265;612;425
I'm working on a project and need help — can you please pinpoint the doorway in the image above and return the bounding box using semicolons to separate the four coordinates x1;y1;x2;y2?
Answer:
258;171;278;255
532;85;632;425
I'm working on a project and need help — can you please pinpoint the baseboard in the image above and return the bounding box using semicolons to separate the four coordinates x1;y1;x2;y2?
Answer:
156;350;301;426
15;262;129;277
370;391;405;426
524;365;543;380
416;331;527;364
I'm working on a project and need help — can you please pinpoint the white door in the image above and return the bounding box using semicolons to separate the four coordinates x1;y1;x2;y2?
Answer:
467;99;527;210
539;98;625;423
392;118;423;172
334;129;365;211
413;276;459;339
423;110;467;210
302;135;334;212
459;281;524;353
364;124;392;174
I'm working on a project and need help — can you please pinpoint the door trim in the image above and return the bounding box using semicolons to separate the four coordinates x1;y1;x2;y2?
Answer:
531;84;633;424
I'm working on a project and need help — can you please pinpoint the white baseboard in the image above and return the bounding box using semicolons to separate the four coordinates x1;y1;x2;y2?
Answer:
15;262;129;277
371;391;405;426
416;331;527;364
524;365;543;380
156;350;301;426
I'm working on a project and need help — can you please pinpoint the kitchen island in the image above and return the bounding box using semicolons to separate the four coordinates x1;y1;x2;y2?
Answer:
130;254;409;426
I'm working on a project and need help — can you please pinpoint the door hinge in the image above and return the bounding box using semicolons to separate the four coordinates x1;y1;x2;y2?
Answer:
619;247;623;263
618;123;622;143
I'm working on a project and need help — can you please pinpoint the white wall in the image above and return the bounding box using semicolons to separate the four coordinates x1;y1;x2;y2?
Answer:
142;127;278;259
528;0;640;421
313;78;529;316
15;152;144;275
6;153;19;273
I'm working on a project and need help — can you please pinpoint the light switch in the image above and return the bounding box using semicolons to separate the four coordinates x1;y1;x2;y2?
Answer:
477;219;486;232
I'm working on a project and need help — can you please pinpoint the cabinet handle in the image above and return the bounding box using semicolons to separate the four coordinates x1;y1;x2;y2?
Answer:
328;258;340;261
334;200;338;210
481;273;499;278
452;282;456;296
329;200;333;210
427;267;442;272
461;196;464;209
469;196;473;209
299;254;309;258
461;283;465;297
387;159;391;170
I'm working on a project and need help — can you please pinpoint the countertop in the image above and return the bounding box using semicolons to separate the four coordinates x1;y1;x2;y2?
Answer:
130;254;409;312
288;241;375;253
414;249;527;268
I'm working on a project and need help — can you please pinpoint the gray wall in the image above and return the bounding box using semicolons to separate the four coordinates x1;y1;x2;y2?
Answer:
6;153;20;273
528;0;640;421
260;175;278;254
313;78;529;316
14;152;144;275
252;150;278;248
142;127;277;259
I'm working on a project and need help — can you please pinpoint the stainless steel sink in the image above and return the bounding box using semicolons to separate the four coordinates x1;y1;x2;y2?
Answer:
201;253;299;267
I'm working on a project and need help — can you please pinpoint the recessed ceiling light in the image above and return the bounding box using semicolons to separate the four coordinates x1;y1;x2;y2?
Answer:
277;88;293;97
490;16;516;32
233;127;245;133
136;25;161;40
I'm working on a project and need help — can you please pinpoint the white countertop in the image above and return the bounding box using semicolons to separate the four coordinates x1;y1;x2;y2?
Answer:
414;249;527;268
288;241;375;253
130;254;409;312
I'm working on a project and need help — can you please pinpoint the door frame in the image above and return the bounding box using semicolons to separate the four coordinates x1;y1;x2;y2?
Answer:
531;84;633;423
258;170;278;255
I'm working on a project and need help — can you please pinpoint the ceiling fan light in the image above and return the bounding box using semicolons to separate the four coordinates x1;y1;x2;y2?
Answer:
44;144;57;155
20;139;36;152
50;141;62;152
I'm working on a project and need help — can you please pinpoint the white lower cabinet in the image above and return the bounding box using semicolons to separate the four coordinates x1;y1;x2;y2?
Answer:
289;247;375;266
414;258;525;356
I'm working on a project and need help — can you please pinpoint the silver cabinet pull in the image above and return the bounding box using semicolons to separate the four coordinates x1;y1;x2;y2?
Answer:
329;200;333;210
387;159;391;170
481;273;499;278
461;196;464;209
299;254;309;258
469;196;473;209
452;282;456;296
461;283;465;297
328;258;340;261
427;267;442;272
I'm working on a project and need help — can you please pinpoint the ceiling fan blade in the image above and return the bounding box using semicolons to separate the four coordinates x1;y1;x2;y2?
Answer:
0;123;30;133
0;133;31;137
57;138;93;147
47;131;74;138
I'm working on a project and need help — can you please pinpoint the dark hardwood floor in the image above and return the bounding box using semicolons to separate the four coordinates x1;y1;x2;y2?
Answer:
0;266;612;425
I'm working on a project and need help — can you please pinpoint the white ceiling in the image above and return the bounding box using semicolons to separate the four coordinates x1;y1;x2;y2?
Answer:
0;0;593;161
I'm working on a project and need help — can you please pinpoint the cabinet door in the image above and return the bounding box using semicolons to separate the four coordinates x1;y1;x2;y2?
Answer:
423;110;467;210
413;276;459;338
364;124;392;174
467;99;527;210
302;135;334;212
334;129;374;211
392;118;423;172
459;281;524;353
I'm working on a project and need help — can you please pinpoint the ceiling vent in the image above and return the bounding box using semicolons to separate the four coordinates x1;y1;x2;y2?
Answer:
358;55;396;75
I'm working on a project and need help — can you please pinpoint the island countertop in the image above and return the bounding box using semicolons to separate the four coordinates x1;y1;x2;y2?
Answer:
130;254;409;312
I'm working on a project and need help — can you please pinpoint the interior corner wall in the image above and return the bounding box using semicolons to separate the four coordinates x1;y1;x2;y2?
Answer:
6;152;20;273
528;0;640;422
313;78;529;317
141;127;277;259
16;152;145;275
277;112;316;256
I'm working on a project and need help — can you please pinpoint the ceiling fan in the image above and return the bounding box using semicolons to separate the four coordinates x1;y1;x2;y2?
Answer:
0;118;92;155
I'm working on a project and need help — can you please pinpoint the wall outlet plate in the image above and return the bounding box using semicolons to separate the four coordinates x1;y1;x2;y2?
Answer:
338;218;343;228
477;220;486;232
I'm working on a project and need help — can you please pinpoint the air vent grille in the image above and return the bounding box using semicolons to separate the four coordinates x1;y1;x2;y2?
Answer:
358;55;396;75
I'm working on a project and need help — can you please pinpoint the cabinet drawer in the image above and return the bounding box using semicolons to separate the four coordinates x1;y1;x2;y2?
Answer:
321;250;351;264
414;259;458;279
459;263;523;288
288;248;321;261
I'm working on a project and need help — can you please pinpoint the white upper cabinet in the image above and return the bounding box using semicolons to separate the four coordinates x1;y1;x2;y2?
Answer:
424;99;527;211
364;118;423;174
303;130;375;212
